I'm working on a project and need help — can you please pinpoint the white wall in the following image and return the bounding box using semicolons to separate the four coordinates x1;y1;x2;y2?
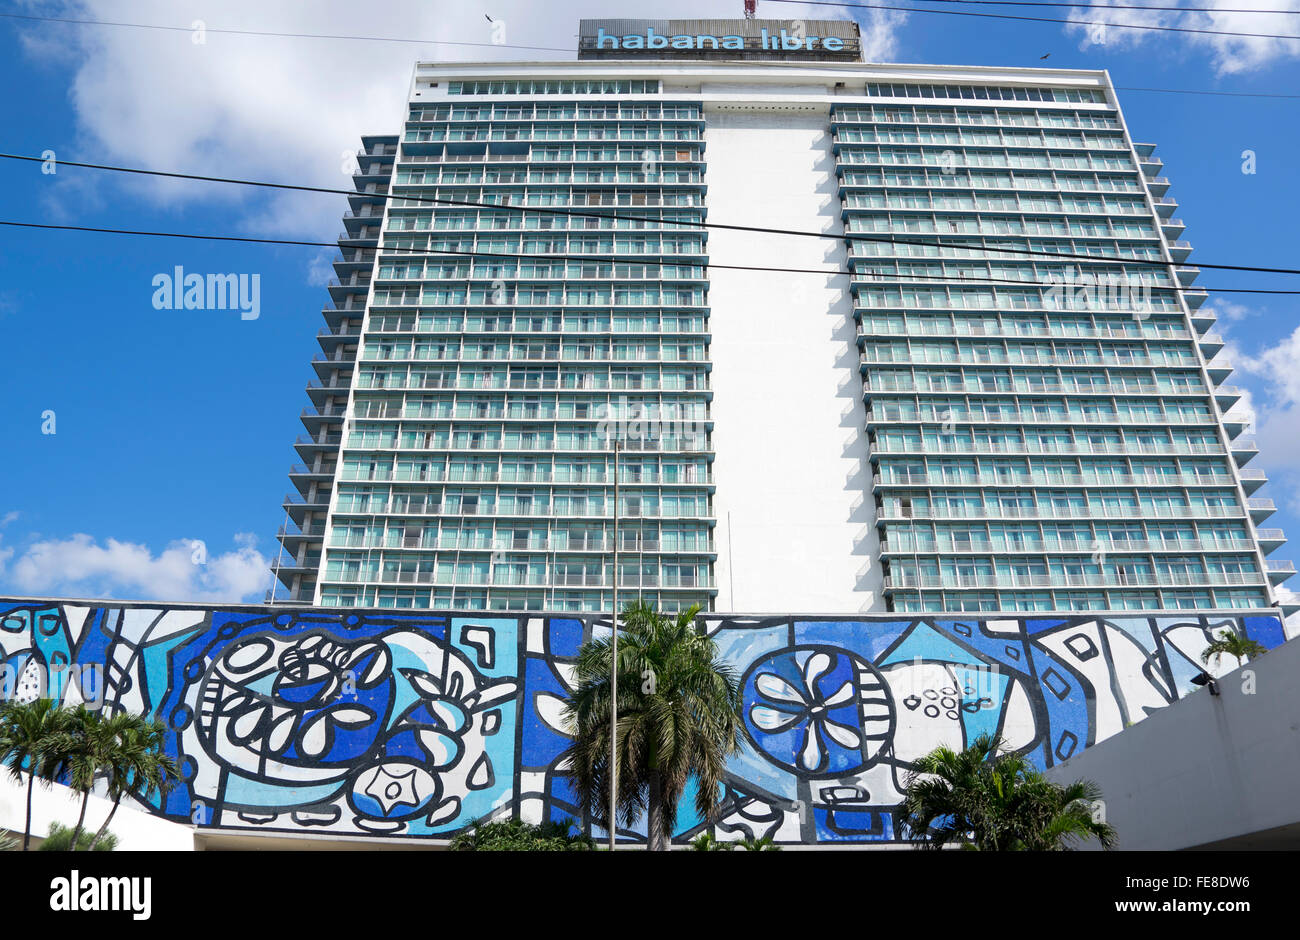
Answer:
1046;636;1300;850
0;773;194;851
704;106;883;613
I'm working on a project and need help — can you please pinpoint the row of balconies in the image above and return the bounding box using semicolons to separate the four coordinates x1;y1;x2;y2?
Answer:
856;322;1193;342
314;570;715;589
356;350;710;365
863;378;1223;398
870;439;1247;458
876;503;1253;521
881;570;1282;590
308;503;715;521
880;538;1277;556
333;473;713;491
320;535;714;556
866;407;1215;427
354;378;712;393
873;470;1265;492
331;439;711;456
860;352;1211;372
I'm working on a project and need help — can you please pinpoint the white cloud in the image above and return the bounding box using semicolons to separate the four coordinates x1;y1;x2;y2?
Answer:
1206;299;1255;324
1213;316;1300;546
1;532;270;603
1068;0;1300;75
16;0;905;251
1272;585;1300;635
306;248;337;288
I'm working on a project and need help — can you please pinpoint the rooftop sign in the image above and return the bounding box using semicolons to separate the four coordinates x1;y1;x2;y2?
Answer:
577;18;863;62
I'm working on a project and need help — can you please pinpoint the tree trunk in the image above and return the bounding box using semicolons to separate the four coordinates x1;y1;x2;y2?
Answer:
88;797;121;852
22;771;34;851
70;792;91;852
647;769;666;852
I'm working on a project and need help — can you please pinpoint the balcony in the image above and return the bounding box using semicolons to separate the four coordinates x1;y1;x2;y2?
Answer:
1145;176;1171;197
1267;559;1296;583
278;522;327;542
1231;438;1260;466
288;462;335;479
295;432;343;450
1247;498;1277;522
283;491;330;512
1256;528;1286;552
1206;359;1233;381
1194;333;1224;357
1239;468;1268;494
1167;239;1193;262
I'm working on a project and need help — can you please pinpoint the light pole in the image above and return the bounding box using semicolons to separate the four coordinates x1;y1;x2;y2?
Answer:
609;437;620;851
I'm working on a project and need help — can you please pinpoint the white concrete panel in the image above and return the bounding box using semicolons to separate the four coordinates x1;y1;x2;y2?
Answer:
0;772;194;851
1046;635;1300;850
703;108;883;613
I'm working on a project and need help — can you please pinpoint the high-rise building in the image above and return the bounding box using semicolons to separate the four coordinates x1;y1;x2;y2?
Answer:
275;18;1296;618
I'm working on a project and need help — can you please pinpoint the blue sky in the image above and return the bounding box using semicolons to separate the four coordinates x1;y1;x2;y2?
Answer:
0;0;1298;605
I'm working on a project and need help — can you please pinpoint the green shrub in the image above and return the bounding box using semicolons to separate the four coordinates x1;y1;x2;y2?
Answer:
450;818;593;852
689;832;734;851
38;822;117;852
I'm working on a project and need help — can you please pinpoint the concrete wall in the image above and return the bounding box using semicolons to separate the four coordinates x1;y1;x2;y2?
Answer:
1046;628;1300;850
0;597;1286;848
0;773;193;851
705;106;882;613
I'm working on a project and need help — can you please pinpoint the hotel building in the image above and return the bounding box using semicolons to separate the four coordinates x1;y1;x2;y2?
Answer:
274;18;1295;618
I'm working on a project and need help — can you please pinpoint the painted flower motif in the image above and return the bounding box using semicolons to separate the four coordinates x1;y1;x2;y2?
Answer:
745;647;883;776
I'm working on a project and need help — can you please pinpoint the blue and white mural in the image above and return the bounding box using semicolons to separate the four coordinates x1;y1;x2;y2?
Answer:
0;599;1286;845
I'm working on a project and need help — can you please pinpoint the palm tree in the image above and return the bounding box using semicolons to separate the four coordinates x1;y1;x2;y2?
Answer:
561;600;748;851
86;715;177;851
1200;627;1268;671
56;706;176;852
0;699;73;851
901;732;1116;851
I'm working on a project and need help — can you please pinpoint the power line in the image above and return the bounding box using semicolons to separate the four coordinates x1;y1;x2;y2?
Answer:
769;0;1300;14
0;11;574;53
6;8;1300;79
4;151;1299;277
762;0;1300;38
1115;85;1300;99
3;219;1297;295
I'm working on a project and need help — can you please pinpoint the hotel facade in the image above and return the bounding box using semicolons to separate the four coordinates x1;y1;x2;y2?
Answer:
274;18;1296;621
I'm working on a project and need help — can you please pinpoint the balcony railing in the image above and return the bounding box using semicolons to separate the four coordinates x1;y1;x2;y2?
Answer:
878;503;1245;521
883;570;1264;590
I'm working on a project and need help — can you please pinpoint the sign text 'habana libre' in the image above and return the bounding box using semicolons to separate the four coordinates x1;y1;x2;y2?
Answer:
595;26;845;53
578;19;863;62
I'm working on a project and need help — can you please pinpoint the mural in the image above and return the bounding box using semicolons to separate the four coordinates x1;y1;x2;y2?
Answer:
0;599;1286;845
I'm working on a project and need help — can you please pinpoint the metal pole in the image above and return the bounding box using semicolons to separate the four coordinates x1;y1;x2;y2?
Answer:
609;438;619;851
